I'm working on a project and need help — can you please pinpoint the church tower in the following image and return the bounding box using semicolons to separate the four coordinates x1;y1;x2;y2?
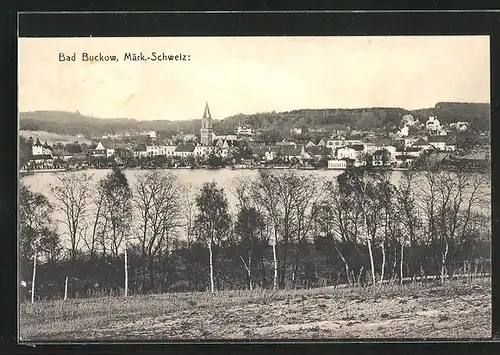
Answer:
200;102;214;146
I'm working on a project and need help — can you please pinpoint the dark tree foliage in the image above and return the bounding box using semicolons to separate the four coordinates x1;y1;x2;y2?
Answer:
19;165;490;300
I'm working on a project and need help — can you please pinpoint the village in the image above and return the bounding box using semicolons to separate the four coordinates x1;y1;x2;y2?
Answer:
19;103;490;173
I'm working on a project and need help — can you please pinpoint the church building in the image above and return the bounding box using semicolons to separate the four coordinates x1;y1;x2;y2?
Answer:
200;102;214;146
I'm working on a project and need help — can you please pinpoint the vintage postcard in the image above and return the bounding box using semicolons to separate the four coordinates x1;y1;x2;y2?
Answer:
18;35;491;341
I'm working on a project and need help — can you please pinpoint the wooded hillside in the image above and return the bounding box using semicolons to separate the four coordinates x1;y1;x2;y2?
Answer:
19;102;490;138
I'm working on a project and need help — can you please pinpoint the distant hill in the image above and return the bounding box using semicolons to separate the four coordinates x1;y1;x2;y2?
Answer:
218;102;490;134
19;102;490;139
19;130;92;145
19;111;201;139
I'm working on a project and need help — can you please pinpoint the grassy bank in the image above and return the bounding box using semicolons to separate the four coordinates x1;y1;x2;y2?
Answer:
20;278;491;341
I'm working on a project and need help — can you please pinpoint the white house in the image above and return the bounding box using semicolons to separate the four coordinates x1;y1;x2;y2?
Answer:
264;146;280;161
450;121;469;131
326;139;345;149
194;145;214;157
144;131;157;139
92;142;115;158
214;134;238;144
404;137;420;148
31;138;53;156
426;116;442;132
146;145;177;156
146;145;160;156
327;159;347;169
336;147;357;160
336;144;366;166
235;126;255;136
134;150;148;158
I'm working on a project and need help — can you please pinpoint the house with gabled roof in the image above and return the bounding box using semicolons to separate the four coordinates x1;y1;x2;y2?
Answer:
317;138;328;147
194;144;215;157
263;146;281;161
280;144;304;162
31;137;53;156
92;141;115;158
305;140;316;148
335;144;367;167
411;138;433;151
305;146;332;159
428;135;448;151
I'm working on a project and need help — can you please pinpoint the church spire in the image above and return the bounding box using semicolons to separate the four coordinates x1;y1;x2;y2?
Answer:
200;102;214;146
203;102;212;120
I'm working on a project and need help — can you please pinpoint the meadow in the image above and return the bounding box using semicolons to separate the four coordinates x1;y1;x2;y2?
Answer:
20;277;491;341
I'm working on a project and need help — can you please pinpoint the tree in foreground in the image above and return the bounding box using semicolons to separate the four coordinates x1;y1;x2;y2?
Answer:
50;172;93;264
234;206;266;290
19;183;56;303
132;170;183;293
99;168;133;258
194;182;231;293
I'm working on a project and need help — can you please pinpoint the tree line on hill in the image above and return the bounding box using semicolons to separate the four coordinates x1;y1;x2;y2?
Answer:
20;164;490;301
19;102;490;139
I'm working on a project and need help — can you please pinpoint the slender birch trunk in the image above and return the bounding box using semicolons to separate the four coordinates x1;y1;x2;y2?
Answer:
400;242;404;286
441;240;449;283
334;244;351;286
64;276;68;301
364;216;376;287
248;254;252;290
273;230;278;291
380;241;386;285
208;239;215;294
367;238;376;286
124;248;128;297
31;251;37;304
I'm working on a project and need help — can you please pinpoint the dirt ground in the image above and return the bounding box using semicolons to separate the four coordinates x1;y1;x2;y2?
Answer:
20;278;491;341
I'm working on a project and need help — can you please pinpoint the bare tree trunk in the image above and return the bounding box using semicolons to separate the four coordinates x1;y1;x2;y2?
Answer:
272;233;278;291
149;258;154;293
334;244;351;286
31;251;37;304
208;240;215;294
248;254;252;291
400;242;404;286
380;241;386;285
367;238;376;286
124;248;128;297
64;276;68;301
239;255;252;290
441;240;449;283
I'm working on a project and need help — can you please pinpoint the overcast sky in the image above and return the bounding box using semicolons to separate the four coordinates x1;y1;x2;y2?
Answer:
18;36;490;121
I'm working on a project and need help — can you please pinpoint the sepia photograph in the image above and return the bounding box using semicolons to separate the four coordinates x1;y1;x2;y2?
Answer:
18;35;491;341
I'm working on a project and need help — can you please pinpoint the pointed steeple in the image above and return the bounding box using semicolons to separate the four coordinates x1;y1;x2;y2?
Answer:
35;137;43;146
200;102;214;146
203;102;212;120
